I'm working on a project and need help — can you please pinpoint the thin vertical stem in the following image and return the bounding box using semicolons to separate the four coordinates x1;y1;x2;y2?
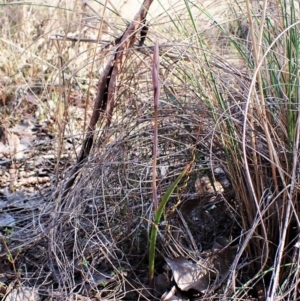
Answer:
152;40;160;212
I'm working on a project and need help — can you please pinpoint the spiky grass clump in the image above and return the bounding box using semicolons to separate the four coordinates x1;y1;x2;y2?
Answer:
172;0;300;299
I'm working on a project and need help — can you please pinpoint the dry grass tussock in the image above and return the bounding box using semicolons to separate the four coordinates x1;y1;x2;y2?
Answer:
1;0;300;300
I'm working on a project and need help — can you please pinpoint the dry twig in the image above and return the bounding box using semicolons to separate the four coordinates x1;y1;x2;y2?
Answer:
59;0;154;202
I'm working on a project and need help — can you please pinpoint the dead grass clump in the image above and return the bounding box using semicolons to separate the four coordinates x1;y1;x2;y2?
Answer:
2;0;300;300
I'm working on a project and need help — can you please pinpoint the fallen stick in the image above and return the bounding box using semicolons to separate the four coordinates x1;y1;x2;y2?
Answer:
58;0;154;203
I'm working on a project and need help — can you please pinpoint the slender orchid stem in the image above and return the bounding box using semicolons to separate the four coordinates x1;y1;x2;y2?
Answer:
152;40;160;212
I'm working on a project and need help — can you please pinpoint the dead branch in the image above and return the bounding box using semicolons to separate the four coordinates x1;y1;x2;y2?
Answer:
58;0;154;203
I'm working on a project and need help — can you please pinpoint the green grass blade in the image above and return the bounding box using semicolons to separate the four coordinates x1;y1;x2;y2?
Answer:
148;164;189;286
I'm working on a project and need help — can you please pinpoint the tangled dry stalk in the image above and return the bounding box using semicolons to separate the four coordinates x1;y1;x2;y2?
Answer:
1;0;300;300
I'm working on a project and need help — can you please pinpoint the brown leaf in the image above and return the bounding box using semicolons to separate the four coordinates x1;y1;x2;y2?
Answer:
165;257;210;292
161;286;176;301
25;93;39;105
5;287;40;301
165;242;237;293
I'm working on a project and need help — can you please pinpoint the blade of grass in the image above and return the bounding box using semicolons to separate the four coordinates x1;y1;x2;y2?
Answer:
149;164;190;287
